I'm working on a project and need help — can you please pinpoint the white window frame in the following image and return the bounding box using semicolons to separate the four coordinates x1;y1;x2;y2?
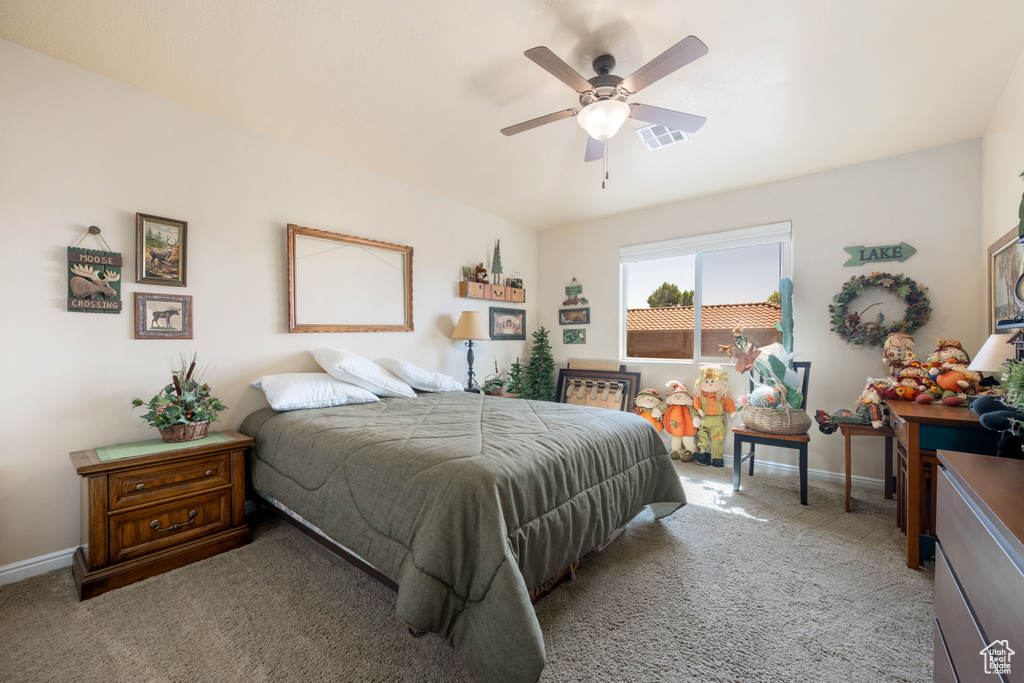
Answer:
619;221;792;362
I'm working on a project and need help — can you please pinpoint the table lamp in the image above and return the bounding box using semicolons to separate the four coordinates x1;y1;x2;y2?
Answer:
968;334;1015;375
450;311;489;391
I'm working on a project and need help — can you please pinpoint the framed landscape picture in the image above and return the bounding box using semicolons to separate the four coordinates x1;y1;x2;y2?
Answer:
134;292;193;339
489;307;525;340
136;213;187;286
989;226;1024;331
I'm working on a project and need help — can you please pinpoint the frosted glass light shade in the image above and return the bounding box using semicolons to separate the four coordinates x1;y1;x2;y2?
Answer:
967;333;1015;372
451;311;489;341
577;100;631;141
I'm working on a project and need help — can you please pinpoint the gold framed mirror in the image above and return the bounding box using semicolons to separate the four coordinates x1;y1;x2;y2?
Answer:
287;224;413;333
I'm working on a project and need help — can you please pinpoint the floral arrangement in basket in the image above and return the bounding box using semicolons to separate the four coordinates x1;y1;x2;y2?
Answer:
722;278;810;434
727;331;804;412
131;353;227;442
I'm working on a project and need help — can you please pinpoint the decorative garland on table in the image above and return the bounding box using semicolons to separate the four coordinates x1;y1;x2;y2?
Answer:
828;272;931;347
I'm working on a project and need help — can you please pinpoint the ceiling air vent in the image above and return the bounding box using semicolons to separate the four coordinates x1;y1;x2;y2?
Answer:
635;124;688;151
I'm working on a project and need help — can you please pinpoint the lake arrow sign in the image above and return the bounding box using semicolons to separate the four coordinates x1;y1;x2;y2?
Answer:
842;242;916;267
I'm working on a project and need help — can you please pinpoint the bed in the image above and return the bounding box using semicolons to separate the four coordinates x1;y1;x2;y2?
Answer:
239;390;686;683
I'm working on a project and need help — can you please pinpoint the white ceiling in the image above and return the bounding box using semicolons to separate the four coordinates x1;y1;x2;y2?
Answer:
3;0;1024;230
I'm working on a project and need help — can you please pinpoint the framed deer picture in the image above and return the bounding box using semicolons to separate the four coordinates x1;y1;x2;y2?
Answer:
134;292;193;339
136;213;187;286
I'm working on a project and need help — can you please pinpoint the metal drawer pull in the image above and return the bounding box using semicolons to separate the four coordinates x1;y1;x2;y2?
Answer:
135;484;145;490
205;470;213;476
150;510;198;532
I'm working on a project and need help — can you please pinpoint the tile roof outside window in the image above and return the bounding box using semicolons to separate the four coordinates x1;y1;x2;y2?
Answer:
627;302;782;331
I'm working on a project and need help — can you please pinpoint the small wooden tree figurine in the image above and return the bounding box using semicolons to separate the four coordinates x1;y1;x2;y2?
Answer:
492;239;504;286
523;327;556;401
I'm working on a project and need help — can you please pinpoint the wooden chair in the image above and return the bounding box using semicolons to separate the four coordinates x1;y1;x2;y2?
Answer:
838;422;894;513
731;361;812;505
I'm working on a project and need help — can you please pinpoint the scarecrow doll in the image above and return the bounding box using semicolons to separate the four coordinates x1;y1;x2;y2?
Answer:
633;388;665;433
662;381;700;462
815;382;885;434
693;366;737;467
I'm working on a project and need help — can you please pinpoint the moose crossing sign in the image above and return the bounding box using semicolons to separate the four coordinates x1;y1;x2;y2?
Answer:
67;247;123;313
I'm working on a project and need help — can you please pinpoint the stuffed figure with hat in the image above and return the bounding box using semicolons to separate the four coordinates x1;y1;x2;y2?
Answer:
693;366;736;467
882;332;916;378
892;369;925;401
815;381;885;434
662;381;701;462
922;339;980;398
633;388;665;433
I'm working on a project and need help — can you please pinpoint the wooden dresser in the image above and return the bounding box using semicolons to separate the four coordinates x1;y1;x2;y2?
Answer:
69;430;252;599
934;450;1024;683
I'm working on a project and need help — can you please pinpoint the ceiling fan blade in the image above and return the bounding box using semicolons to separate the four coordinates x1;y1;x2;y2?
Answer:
629;103;706;133
524;46;594;93
500;108;579;136
584;135;604;162
620;36;708;93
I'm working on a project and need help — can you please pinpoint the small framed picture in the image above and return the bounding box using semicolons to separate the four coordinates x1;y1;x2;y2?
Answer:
136;213;187;286
563;329;586;344
134;292;193;339
558;307;590;325
489;306;525;340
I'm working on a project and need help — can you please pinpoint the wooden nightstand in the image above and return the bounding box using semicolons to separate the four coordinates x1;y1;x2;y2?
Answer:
69;430;252;599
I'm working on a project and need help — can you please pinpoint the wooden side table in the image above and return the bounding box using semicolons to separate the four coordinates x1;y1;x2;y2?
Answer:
69;430;252;599
837;423;894;513
885;400;998;569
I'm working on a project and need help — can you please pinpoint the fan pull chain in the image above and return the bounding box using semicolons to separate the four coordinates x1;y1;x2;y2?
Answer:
602;141;609;189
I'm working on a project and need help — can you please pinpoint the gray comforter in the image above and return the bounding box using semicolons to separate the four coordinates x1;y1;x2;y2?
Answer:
239;391;686;682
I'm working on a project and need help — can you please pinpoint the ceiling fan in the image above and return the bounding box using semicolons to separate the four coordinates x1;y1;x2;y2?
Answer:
500;36;709;165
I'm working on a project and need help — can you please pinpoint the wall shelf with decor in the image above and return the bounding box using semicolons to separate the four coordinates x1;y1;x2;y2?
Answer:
459;281;526;303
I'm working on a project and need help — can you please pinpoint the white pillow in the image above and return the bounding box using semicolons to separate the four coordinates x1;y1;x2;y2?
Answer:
251;373;380;411
375;358;464;392
310;348;417;398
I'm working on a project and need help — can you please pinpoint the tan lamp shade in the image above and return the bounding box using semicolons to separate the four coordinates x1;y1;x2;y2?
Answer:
451;311;489;341
967;333;1015;373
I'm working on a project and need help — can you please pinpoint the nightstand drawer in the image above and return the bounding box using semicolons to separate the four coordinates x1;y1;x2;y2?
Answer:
109;489;231;563
109;454;230;510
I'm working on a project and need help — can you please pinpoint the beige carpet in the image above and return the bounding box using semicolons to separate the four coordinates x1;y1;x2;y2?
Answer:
0;463;934;682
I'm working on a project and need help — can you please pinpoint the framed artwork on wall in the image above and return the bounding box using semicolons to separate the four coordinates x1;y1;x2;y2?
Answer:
558;307;590;325
989;226;1024;331
134;292;193;339
136;213;187;286
489;307;525;340
563;329;586;344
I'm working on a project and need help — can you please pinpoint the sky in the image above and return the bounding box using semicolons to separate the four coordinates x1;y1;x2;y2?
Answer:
625;243;784;308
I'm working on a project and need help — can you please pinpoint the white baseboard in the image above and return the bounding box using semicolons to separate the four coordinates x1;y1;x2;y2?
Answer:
0;546;76;587
3;504;260;588
724;456;886;491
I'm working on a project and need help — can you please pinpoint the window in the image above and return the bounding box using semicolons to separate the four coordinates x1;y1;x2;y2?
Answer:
621;222;791;360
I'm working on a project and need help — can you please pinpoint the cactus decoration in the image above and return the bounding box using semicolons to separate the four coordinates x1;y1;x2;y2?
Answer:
776;277;794;359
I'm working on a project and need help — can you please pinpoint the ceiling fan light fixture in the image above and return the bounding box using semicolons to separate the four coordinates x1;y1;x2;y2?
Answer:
576;100;630;141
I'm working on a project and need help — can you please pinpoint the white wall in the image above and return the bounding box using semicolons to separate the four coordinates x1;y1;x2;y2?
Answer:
537;140;984;479
982;47;1024;253
0;40;536;567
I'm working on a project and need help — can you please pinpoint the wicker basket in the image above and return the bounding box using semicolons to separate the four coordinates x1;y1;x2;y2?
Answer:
158;420;210;443
740;406;811;435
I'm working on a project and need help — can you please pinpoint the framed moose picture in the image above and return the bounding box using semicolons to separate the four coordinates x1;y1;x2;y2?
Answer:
136;213;187;286
134;292;193;339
